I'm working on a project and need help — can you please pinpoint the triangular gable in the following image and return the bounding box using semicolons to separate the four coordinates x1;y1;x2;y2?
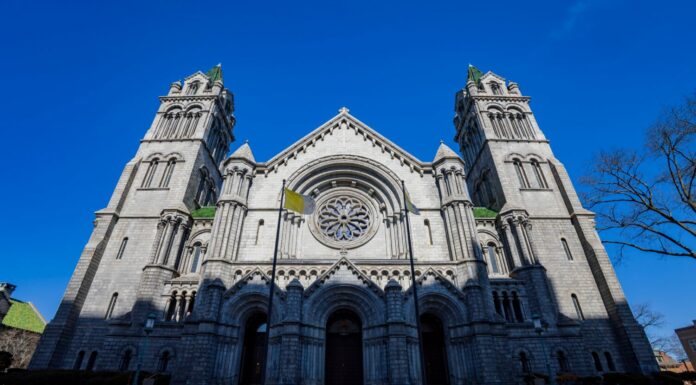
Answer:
224;267;284;299
406;267;466;300
480;71;506;84
184;71;210;83
262;109;428;175
304;257;384;298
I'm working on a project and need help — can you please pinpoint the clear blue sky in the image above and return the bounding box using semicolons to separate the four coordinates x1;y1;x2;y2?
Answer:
1;0;694;341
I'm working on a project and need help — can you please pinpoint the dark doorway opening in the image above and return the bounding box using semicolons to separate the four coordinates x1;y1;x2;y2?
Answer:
239;313;267;385
325;310;363;385
421;314;449;385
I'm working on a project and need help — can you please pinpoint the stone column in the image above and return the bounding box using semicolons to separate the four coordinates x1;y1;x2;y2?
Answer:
512;218;532;266
385;280;410;385
501;221;523;268
278;279;303;384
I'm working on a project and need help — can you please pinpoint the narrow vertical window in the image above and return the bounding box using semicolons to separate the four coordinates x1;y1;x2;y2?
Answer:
105;293;118;319
572;294;585;320
592;352;603;372
519;352;531;373
531;160;548;188
159;159;176;188
487;243;499;274
255;219;265;245
190;244;201;273
74;351;85;370
186;81;199;95
557;351;570;372
158;351;171;372
493;291;503;316
604;352;616;371
116;237;128;260
165;292;177;321
513;159;530;188
85;351;98;371
119;349;133;371
490;82;502;95
561;238;573;261
424;219;433;245
142;159;159;188
512;292;524;322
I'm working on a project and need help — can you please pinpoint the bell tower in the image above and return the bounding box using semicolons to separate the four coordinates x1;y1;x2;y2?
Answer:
30;65;236;368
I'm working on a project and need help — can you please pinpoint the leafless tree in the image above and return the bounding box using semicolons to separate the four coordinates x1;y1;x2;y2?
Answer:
632;302;668;348
582;93;696;261
0;328;41;369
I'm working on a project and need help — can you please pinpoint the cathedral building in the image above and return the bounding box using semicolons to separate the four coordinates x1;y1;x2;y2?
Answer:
30;65;657;384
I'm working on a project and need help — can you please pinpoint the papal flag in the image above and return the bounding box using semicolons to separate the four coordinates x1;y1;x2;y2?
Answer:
405;189;420;215
283;188;316;214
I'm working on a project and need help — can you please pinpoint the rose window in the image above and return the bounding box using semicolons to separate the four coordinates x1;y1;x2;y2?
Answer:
317;196;371;242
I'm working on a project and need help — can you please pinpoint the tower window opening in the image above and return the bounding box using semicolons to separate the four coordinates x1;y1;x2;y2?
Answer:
572;294;585;320
190;243;202;273
513;159;530;188
158;351;171;372
604;352;616;371
487;243;499;274
531;160;548;188
142;159;159;188
119;349;133;371
424;219;433;245
255;219;265;245
159;159;176;188
519;352;532;373
116;237;128;260
105;292;118;319
561;238;573;261
85;351;98;371
592;351;603;372
557;350;570;372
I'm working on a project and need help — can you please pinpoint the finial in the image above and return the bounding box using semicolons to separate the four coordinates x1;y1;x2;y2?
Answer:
339;107;350;114
216;63;222;67
244;139;249;144
440;139;444;144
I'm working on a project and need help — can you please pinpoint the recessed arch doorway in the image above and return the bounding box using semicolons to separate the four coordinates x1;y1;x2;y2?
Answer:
239;313;267;385
421;313;450;385
325;309;364;385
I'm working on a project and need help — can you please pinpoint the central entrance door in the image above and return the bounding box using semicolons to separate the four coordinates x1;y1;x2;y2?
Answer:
239;313;267;385
325;310;363;385
421;314;449;385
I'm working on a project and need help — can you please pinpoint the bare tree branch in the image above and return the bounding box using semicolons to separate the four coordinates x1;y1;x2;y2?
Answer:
582;93;696;262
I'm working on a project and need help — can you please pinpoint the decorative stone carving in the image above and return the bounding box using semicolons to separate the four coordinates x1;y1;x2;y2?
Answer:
309;189;379;249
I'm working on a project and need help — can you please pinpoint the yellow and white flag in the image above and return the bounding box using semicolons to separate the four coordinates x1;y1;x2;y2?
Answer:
405;190;420;215
283;188;316;214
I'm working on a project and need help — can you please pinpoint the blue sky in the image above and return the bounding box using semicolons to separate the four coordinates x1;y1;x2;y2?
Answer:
0;0;694;340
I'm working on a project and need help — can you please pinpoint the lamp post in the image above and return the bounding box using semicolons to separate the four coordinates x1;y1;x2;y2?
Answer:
533;316;556;385
132;313;156;385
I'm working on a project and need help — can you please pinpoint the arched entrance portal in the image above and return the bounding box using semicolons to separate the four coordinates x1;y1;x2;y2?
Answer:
325;310;364;385
239;313;267;385
421;314;449;385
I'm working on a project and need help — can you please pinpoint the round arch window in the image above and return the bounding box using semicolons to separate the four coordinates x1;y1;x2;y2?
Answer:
309;189;379;249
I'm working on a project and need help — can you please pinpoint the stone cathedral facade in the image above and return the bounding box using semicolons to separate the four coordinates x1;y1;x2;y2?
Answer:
31;65;657;384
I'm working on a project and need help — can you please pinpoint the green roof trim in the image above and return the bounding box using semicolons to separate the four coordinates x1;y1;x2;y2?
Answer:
205;64;223;84
2;300;46;333
467;64;484;86
473;207;498;218
191;206;216;218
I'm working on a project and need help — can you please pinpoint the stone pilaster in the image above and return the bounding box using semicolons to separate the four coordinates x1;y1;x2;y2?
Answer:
385;280;410;385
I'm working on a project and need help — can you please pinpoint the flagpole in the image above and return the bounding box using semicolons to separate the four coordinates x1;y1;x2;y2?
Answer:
401;180;428;385
261;179;285;385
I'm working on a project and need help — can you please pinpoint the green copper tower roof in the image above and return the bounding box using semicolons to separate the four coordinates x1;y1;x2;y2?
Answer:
467;64;484;86
206;63;223;84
